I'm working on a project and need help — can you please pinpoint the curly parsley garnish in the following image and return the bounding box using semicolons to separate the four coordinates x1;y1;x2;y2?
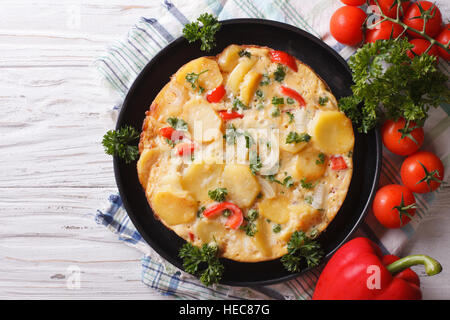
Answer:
240;209;259;237
281;231;323;272
182;13;221;52
102;125;139;164
179;242;224;286
339;38;449;133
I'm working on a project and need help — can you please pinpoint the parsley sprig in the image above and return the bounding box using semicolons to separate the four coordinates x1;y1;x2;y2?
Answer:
339;38;449;133
179;242;224;286
182;13;221;52
281;231;323;272
102;125;139;164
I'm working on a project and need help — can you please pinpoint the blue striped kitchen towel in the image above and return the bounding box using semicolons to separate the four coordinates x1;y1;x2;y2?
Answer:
94;0;450;299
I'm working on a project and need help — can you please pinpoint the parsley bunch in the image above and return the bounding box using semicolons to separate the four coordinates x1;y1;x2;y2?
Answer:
281;231;323;272
182;13;221;52
339;39;449;133
102;125;139;164
179;242;224;286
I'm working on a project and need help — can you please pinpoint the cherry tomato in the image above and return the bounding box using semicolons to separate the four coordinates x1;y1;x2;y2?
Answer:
341;0;366;5
369;0;411;18
372;184;416;229
206;85;226;103
330;6;367;46
381;118;424;156
403;1;442;39
406;39;439;62
365;20;404;43
435;24;450;61
400;151;444;193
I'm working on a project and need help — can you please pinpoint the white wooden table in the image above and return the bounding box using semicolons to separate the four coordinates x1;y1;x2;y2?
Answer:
0;0;449;299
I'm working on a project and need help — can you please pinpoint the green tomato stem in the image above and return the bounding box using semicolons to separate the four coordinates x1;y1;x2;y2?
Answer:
386;254;443;276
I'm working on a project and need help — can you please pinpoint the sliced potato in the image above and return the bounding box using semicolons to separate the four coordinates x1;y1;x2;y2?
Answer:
217;45;242;72
150;81;188;121
222;164;261;208
175;57;223;91
258;196;291;224
279;131;309;154
181;162;224;202
290;204;322;232
226;57;257;95
311;110;354;154
239;70;262;106
293;146;327;181
252;218;272;256
182;99;222;142
151;190;197;225
195;219;227;244
137;147;161;189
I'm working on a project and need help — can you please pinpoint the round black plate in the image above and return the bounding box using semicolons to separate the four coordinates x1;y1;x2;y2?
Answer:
114;19;382;286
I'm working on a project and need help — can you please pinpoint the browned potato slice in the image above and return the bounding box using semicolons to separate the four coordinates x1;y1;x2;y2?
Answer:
311;110;354;154
181;162;224;202
258;196;291;224
151;191;197;225
137;147;161;189
239;70;262;106
222;164;261;208
217;45;242;72
182;99;223;142
226;57;257;95
195;219;227;244
150;81;189;122
175;57;223;91
293;146;327;181
252;218;272;256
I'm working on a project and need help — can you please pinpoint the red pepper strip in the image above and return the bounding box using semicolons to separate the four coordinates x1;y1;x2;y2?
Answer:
159;126;184;141
218;110;244;120
313;237;442;300
206;85;226;103
269;50;298;72
330;156;348;170
188;232;195;242
175;142;195;156
279;86;306;107
203;202;244;230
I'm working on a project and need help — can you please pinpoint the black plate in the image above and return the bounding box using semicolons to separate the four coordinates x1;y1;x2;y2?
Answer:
114;19;382;286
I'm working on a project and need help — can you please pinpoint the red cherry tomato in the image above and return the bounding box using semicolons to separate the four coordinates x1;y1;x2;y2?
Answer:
406;39;439;62
269;50;298;72
365;20;404;43
381;118;424;156
400;151;444;193
330;6;367;46
341;0;366;5
206;85;226;103
330;156;348;170
369;0;411;18
436;24;450;61
372;184;416;229
403;1;442;39
279;86;306;107
218;110;244;120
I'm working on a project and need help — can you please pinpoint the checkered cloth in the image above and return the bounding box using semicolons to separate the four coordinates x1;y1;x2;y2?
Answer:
94;0;450;299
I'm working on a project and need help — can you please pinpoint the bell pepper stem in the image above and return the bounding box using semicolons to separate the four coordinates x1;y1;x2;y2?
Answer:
386;255;442;276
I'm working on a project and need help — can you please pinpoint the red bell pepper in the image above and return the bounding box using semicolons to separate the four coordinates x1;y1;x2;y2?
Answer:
175;142;195;156
330;155;348;170
203;202;244;230
159;126;184;141
269;50;298;72
313;237;442;300
279;86;306;107
206;85;226;103
218;110;244;120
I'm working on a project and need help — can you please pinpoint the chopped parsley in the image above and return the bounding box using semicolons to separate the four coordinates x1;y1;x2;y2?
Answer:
255;89;264;99
318;96;329;106
273;224;282;233
287;97;295;105
185;69;208;93
167;117;188;131
271;106;281;117
260;73;270;86
232;97;250;111
240;209;259;237
286;132;311;144
304;196;313;205
316;152;325;165
272;96;285;105
250;153;262;175
197;206;206;217
300;178;316;190
208;188;228;202
286;111;295;123
273;64;286;82
238;49;251;58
